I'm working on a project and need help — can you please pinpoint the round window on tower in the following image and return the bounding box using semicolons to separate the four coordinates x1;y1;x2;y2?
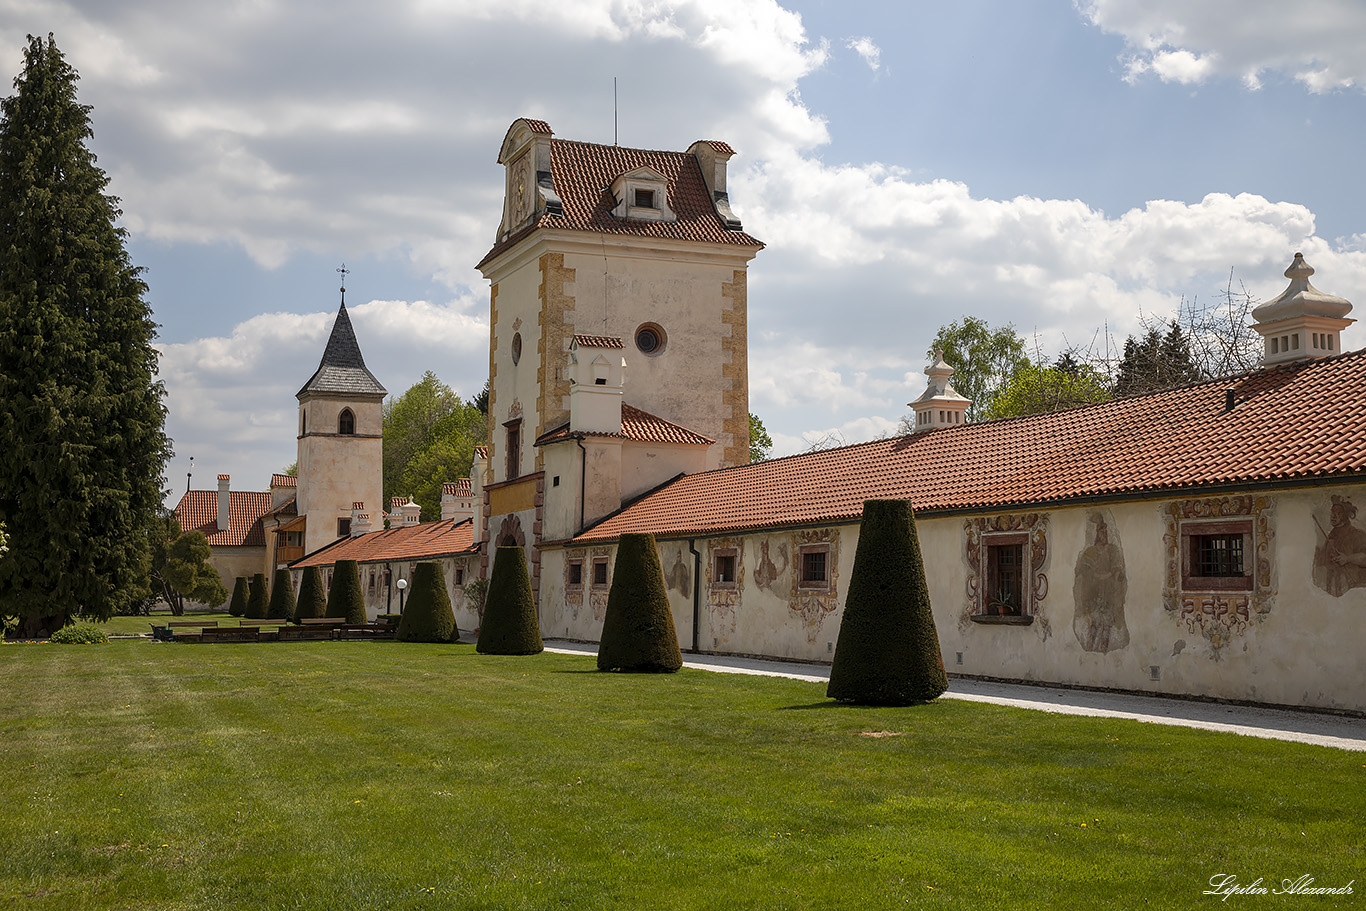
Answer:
635;323;666;356
511;332;523;365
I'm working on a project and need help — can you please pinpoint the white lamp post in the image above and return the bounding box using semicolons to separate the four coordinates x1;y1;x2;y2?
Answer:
396;577;407;614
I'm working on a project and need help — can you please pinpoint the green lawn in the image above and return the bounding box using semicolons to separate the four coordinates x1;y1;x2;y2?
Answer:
0;641;1360;910
96;610;235;638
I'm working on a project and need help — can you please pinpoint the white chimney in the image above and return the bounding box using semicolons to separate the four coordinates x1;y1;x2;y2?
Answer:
217;474;230;531
400;496;421;527
351;501;370;537
568;335;625;435
1252;253;1355;366
441;481;475;525
909;349;972;432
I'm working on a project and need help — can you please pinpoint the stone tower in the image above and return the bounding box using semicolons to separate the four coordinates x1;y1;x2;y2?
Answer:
295;300;385;556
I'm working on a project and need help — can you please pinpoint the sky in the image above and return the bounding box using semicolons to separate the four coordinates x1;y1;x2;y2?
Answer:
2;0;1365;504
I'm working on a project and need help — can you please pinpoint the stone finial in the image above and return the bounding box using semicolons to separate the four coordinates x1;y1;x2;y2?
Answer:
1252;252;1354;366
908;348;971;432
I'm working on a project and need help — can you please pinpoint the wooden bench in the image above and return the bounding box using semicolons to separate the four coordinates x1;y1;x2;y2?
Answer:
169;620;217;628
198;626;261;643
337;623;397;641
277;625;336;641
301;617;345;626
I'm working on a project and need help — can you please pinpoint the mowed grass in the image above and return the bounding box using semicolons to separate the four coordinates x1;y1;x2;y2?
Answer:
0;642;1360;910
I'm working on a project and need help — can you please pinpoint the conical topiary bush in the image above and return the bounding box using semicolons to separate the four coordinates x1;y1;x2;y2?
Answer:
245;573;268;620
476;546;543;655
827;499;947;706
267;567;296;621
396;562;457;643
295;566;326;621
228;576;248;617
597;533;682;673
325;559;367;625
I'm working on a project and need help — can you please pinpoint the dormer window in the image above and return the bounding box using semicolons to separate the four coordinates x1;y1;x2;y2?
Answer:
610;166;675;223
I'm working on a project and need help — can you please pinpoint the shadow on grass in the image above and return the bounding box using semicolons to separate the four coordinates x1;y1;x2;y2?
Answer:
781;700;842;711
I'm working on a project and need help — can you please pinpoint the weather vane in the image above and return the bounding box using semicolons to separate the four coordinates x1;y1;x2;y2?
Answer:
337;263;349;306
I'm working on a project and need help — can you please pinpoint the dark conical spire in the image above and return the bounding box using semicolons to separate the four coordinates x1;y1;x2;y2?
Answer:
297;302;387;397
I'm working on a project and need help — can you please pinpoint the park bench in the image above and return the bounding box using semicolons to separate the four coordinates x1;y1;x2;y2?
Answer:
300;617;345;625
277;624;336;641
198;625;261;643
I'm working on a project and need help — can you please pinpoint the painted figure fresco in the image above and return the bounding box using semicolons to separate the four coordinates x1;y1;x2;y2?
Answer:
1313;495;1366;596
663;547;691;598
1073;513;1129;653
753;538;788;592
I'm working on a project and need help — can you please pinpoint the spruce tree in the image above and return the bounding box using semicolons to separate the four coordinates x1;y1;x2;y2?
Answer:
598;533;682;673
325;560;366;624
267;568;296;621
227;577;249;617
245;573;268;620
0;35;170;636
828;500;947;706
476;546;543;655
396;562;457;643
294;566;326;620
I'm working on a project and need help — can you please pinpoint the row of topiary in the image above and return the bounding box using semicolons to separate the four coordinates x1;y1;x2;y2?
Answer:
216;498;942;706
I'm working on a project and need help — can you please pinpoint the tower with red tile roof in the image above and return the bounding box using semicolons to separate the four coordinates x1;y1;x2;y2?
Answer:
473;118;765;594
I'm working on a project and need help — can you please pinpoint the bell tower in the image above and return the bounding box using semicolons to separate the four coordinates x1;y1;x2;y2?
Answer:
295;271;386;555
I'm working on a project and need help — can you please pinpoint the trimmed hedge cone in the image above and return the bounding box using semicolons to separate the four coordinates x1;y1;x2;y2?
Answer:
828;499;947;706
228;577;248;617
476;546;543;655
245;573;268;620
396;562;458;643
326;560;367;624
295;566;327;620
267;567;296;621
597;533;682;673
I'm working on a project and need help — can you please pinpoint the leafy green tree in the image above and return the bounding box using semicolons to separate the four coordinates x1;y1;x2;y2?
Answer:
828;500;947;706
915;318;1028;423
984;359;1112;419
228;577;248;617
146;514;228;616
245;573;268;620
748;413;773;463
597;533;682;673
0;35;171;636
476;547;543;655
268;568;296;621
396;562;457;643
295;566;327;620
325;560;366;624
383;371;487;521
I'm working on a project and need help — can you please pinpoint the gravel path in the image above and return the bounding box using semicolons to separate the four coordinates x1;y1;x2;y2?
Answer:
545;641;1366;752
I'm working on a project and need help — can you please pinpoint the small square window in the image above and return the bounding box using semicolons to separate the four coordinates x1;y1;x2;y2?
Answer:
798;544;831;591
455;568;464;586
634;188;656;208
592;558;609;588
1181;520;1253;592
337;518;351;538
567;559;584;590
714;552;737;587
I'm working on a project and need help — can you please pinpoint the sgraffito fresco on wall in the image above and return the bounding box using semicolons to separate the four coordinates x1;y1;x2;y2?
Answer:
1072;511;1129;653
1313;495;1366;597
787;529;840;642
752;538;788;592
663;544;692;598
706;536;744;633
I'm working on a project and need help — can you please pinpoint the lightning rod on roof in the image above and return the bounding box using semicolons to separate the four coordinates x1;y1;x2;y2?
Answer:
337;263;349;307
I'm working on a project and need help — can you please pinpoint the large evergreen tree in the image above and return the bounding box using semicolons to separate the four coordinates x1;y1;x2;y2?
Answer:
0;35;170;636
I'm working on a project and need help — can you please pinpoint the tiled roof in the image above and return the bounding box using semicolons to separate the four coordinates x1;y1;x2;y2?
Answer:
443;479;472;497
174;490;273;547
536;403;715;447
576;351;1366;542
298;304;387;397
574;334;624;348
264;495;297;519
292;519;477;568
271;473;298;488
475;445;489;461
521;119;552;135
479;138;763;268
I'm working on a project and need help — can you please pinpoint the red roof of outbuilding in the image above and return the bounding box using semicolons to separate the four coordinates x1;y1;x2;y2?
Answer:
174;490;273;547
536;403;714;448
292;519;478;568
576;351;1366;542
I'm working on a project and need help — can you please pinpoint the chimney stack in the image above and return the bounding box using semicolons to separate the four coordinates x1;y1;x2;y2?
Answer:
400;496;421;527
217;474;230;531
351;502;371;537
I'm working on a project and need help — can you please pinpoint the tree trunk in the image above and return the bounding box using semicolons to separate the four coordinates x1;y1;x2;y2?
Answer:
20;608;67;639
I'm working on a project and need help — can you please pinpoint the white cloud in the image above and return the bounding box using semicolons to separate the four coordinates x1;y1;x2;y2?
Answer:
1080;0;1366;92
846;36;881;71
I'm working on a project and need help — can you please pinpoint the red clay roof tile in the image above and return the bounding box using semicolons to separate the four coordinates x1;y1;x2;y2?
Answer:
536;403;714;447
479;138;762;268
292;519;477;568
174;490;273;547
576;351;1366;542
